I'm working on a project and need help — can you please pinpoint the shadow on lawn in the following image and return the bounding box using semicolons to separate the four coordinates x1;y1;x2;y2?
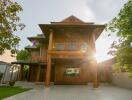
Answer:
0;86;31;99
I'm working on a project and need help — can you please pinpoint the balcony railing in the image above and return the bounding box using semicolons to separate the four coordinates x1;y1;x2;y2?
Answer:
53;42;88;51
30;54;47;62
30;56;47;62
52;42;88;51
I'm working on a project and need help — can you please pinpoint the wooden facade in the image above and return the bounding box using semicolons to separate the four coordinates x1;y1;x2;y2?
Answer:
12;15;105;88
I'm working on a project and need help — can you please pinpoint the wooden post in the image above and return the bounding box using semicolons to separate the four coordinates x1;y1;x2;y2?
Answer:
36;65;41;82
88;33;98;88
27;66;30;81
92;33;98;88
92;60;98;88
45;55;51;87
45;29;53;87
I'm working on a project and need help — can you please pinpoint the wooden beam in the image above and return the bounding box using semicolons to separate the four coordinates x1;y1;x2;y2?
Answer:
48;51;86;55
51;55;85;59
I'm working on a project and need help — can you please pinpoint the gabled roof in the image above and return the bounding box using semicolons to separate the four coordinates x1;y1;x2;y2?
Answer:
61;15;84;23
39;15;106;40
27;34;44;41
51;15;94;25
25;45;39;50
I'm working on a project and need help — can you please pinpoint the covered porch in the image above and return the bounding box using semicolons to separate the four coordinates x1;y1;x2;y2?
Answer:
11;61;48;83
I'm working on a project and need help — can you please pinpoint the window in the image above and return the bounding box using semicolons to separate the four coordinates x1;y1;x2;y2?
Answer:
54;43;78;51
67;43;76;51
80;42;88;52
55;43;65;51
64;67;80;76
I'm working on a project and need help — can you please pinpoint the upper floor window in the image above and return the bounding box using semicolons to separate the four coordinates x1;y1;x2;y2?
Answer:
55;43;65;51
54;42;88;51
80;42;88;52
67;43;77;51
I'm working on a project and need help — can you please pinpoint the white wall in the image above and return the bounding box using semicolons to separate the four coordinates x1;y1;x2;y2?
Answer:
112;72;132;89
0;65;6;73
2;65;20;83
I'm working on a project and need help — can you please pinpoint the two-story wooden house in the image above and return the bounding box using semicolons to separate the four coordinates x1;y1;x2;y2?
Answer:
12;15;105;88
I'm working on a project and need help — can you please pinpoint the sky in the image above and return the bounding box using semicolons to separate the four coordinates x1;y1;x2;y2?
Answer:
13;0;128;62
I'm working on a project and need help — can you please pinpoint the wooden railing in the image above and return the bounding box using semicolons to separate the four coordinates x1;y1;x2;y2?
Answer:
39;56;47;62
30;54;47;63
52;43;83;51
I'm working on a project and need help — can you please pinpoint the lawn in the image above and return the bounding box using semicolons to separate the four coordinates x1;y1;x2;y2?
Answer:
0;86;31;99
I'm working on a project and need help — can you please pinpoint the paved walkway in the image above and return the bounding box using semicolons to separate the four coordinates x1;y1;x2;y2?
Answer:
4;82;132;100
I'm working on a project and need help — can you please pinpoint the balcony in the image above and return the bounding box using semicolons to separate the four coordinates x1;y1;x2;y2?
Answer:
39;56;47;62
49;42;89;59
30;56;47;63
30;51;47;63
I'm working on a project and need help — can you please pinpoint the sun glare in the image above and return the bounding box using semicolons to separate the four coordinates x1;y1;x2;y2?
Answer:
94;53;104;63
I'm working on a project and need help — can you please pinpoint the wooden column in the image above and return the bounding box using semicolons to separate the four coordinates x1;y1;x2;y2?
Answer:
92;60;98;88
88;33;98;88
36;65;41;82
92;34;98;88
45;29;53;87
27;66;31;81
45;55;51;87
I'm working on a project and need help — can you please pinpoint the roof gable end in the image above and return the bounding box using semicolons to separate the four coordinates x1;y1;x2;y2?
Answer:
61;15;84;23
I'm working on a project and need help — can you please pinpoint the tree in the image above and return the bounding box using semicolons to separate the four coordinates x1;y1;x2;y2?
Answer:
16;49;30;61
0;0;25;55
107;0;132;38
17;49;30;80
107;0;132;77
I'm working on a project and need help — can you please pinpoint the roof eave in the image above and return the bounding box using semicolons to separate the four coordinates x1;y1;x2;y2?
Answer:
39;24;106;40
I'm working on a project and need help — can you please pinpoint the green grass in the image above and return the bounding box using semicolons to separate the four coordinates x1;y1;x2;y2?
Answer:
0;86;31;99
